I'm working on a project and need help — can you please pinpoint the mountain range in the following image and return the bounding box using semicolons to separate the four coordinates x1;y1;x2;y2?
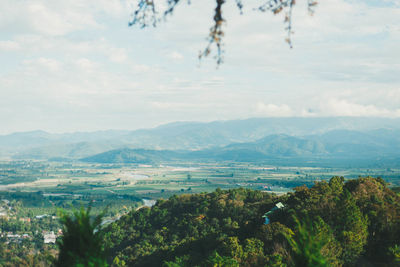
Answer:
81;129;400;167
1;117;400;167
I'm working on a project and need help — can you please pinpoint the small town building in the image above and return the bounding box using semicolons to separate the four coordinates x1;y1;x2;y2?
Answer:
19;217;31;223
35;214;49;219
262;202;285;225
43;231;57;244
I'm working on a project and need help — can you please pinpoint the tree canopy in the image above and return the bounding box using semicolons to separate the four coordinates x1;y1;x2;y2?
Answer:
103;177;400;266
56;207;107;267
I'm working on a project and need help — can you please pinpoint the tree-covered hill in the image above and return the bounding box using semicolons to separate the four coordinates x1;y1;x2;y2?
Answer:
4;117;400;160
103;177;400;266
81;131;400;168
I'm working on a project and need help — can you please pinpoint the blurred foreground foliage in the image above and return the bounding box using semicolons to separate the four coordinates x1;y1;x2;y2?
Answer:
56;207;107;267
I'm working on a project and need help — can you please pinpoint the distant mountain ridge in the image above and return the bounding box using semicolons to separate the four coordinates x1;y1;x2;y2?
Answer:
82;130;400;167
1;117;400;161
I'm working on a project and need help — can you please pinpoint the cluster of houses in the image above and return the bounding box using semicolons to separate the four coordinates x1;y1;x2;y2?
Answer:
1;230;62;244
234;183;278;191
0;199;12;218
1;199;62;244
1;232;31;243
35;214;58;220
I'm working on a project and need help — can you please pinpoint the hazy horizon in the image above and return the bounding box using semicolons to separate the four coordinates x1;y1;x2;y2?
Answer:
1;115;400;135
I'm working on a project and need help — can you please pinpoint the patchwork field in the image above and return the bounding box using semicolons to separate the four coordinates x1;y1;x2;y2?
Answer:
1;160;399;200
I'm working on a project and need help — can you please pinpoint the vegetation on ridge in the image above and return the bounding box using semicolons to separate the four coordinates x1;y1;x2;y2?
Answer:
102;177;400;266
2;177;400;266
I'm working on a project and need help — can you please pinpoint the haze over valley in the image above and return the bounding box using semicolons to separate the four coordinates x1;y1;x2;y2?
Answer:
1;117;399;168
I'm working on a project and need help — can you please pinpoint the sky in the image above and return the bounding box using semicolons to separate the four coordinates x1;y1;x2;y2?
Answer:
0;0;399;134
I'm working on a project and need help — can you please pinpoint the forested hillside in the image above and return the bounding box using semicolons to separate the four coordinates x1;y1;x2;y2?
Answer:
82;131;400;168
103;177;400;266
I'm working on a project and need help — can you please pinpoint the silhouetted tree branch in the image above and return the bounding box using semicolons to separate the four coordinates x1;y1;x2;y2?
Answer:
129;0;318;65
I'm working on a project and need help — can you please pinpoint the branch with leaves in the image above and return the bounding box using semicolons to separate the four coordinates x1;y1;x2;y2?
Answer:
129;0;318;65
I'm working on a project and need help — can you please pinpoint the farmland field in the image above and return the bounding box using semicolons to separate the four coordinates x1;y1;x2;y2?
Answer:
2;160;399;200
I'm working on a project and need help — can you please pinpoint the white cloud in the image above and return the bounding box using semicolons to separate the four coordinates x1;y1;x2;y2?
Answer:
321;98;400;117
256;103;293;117
27;2;98;36
0;40;20;51
0;1;99;36
0;0;131;37
151;101;206;109
23;57;61;72
75;58;100;71
166;51;184;60
109;48;128;63
130;64;152;73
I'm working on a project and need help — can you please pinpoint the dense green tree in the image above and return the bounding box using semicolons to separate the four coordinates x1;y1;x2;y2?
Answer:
389;245;400;264
335;191;369;265
56;207;107;267
207;251;239;267
221;237;243;262
284;216;329;267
